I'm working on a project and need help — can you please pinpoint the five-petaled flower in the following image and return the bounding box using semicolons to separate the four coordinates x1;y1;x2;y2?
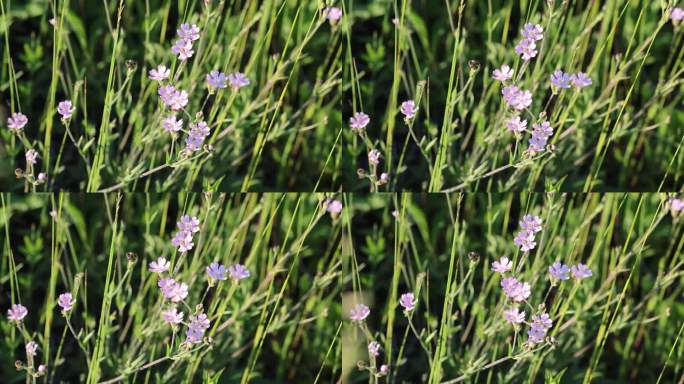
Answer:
57;292;76;312
492;256;513;274
548;261;570;281
400;100;418;119
399;292;417;311
162;307;184;325
206;70;228;89
149;65;170;81
57;100;75;120
7;304;28;322
206;262;228;281
149;257;170;273
228;264;250;282
349;303;370;321
503;307;525;324
571;263;593;280
492;64;514;82
227;72;250;90
7;112;28;131
349;112;370;131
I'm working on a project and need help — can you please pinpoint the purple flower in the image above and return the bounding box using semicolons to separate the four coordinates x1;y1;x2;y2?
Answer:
503;307;525;324
162;115;183;133
57;292;76;312
178;215;200;234
368;341;380;357
548;261;570;281
399;292;416;311
492;64;514;82
177;23;200;41
532;313;553;329
149;64;170;81
186;326;204;344
514;230;536;252
671;7;684;22
527;325;546;344
550;70;572;89
172;38;194;60
521;23;544;41
519;214;542;233
162;307;184;324
206;262;227;281
528;134;548;153
37;364;47;375
349;112;370;131
25;149;39;166
368;149;381;166
228;263;250;282
501;277;531;302
532;121;552;138
7;304;28;321
400;100;418;119
506;116;527;133
326;199;342;214
206;70;228;89
491;256;512;274
7;112;28;131
349;303;370;321
159;278;188;302
172;231;194;252
502;85;532;111
571;263;593;280
26;341;38;357
189;313;210;330
227;72;250;90
527;312;552;344
57;100;75;120
159;85;188;110
149;257;170;273
325;6;342;23
570;72;593;89
186;312;210;343
515;38;538;61
185;121;210;152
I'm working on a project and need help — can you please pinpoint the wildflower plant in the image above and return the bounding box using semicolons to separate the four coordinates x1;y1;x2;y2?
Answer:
342;193;682;383
1;193;341;382
0;1;342;191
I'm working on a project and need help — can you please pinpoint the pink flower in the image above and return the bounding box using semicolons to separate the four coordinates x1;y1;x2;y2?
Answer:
399;292;416;311
162;307;184;324
349;112;370;131
149;65;170;81
503;307;525;324
506;116;527;133
515;38;538;61
228;263;250;282
177;24;200;41
491;256;512;274
162;115;183;132
7;304;28;321
571;263;592;280
548;261;570;281
325;6;342;23
368;341;380;357
57;100;75;120
521;23;544;41
400;100;418;119
349;303;370;321
26;341;38;357
7;112;28;131
368;149;381;166
149;257;170;273
57;292;76;312
570;72;592;89
492;64;513;82
326;199;342;214
25;149;39;166
670;7;684;22
172;38;194;60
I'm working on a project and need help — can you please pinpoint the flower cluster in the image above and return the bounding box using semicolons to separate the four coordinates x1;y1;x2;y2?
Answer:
502;85;533;111
171;214;200;253
528;120;554;153
159;85;189;111
549;260;593;283
6;303;51;377
515;23;543;61
172;23;200;61
527;312;553;344
513;214;543;252
159;277;189;302
551;69;592;90
186;312;211;343
185;121;211;152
